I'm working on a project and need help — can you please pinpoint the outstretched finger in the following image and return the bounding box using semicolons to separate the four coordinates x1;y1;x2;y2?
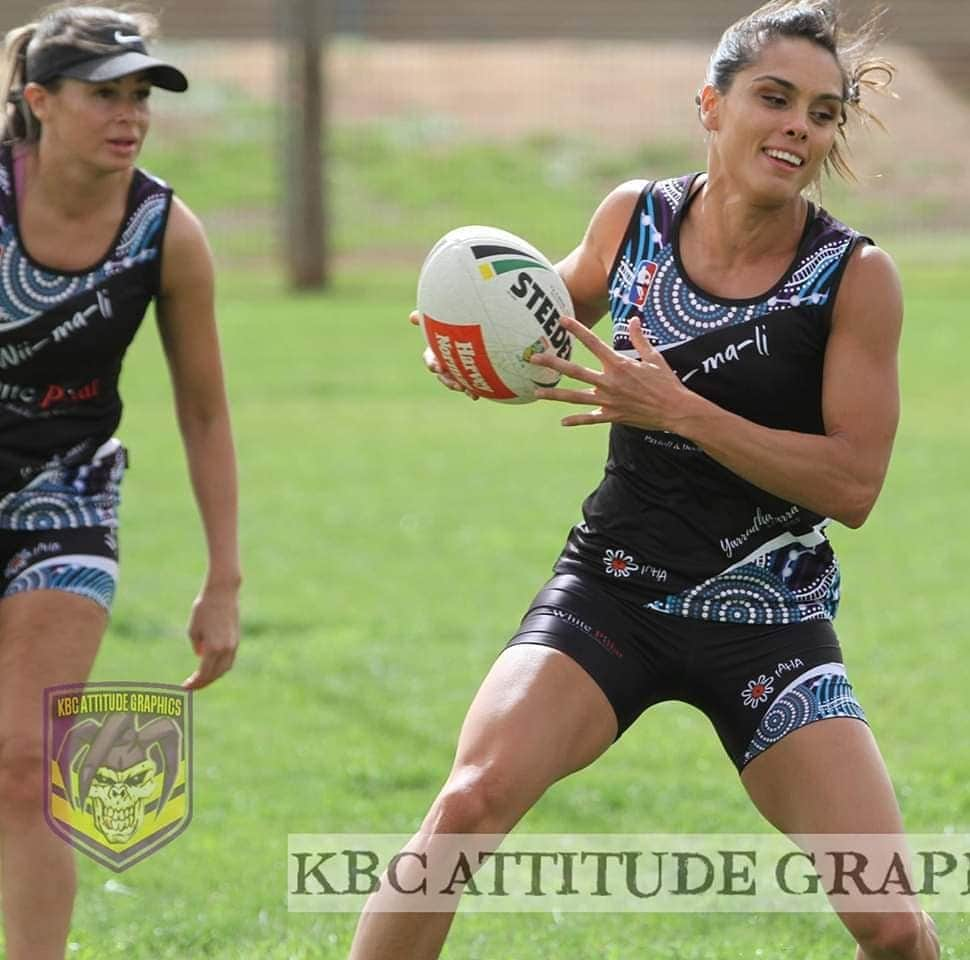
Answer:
628;317;661;359
560;316;618;365
529;352;604;387
533;385;599;405
561;409;613;427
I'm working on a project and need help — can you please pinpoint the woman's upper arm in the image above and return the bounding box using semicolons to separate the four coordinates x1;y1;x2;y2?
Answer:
821;242;904;520
556;179;645;328
156;197;225;411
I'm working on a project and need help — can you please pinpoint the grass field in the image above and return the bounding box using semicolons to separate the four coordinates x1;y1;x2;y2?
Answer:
10;100;970;957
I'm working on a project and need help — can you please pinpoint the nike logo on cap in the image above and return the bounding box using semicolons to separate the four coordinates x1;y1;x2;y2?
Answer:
114;31;142;44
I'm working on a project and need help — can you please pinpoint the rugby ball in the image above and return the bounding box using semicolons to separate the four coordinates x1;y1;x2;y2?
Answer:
416;226;574;403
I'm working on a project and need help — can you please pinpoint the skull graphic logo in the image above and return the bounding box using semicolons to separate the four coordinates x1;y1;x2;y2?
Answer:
57;713;182;846
87;758;158;843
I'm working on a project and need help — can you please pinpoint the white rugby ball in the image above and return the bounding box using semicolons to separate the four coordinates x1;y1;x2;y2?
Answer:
416;225;574;403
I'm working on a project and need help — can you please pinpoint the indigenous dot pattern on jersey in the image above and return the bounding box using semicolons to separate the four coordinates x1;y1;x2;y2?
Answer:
0;146;171;493
0;441;125;531
609;177;855;351
0;176;165;324
555;174;870;625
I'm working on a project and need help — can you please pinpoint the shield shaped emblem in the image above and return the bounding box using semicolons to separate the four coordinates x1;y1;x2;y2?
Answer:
44;682;193;872
630;259;658;308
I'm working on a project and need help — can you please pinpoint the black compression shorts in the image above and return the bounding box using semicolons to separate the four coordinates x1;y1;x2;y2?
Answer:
507;573;867;770
0;526;119;611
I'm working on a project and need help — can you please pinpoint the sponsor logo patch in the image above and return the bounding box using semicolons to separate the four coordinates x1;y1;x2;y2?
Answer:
3;541;62;578
741;675;775;709
423;314;516;400
629;259;658;308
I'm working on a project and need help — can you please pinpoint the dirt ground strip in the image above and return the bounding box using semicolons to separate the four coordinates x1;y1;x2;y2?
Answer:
195;39;970;224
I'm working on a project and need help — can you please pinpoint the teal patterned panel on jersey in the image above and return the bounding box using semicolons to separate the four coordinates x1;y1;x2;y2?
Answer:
608;175;859;351
0;446;124;530
648;540;841;624
0;193;167;329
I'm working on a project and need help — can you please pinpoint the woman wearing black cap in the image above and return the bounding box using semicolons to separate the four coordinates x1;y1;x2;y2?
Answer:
0;6;239;957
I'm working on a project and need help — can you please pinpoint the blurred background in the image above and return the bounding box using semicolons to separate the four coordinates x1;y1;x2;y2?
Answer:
1;3;967;957
4;0;968;282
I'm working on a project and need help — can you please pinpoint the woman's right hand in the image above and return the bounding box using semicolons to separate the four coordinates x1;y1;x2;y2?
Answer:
410;310;480;400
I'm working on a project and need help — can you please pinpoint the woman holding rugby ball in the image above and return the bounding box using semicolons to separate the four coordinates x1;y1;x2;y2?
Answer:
0;5;238;957
354;1;939;957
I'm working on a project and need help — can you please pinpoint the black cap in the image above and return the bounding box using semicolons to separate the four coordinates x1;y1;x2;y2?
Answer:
26;24;188;92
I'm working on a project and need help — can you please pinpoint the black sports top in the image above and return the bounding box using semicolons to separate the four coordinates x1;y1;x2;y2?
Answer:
0;144;172;492
555;173;870;625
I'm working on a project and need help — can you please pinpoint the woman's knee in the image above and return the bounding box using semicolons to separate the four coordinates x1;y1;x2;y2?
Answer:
850;909;931;958
0;738;47;822
423;764;534;836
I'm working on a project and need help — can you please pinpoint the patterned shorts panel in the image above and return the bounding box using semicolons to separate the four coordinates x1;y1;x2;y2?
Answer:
0;526;119;611
740;667;867;767
0;440;126;611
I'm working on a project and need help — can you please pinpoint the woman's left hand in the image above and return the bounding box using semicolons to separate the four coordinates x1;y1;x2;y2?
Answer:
181;583;240;690
531;315;693;429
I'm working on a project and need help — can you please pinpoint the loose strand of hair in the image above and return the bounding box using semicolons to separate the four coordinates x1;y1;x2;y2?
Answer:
0;25;37;145
846;58;897;132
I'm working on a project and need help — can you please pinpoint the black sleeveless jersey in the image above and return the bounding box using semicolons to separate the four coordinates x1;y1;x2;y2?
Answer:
554;174;870;625
0;145;172;492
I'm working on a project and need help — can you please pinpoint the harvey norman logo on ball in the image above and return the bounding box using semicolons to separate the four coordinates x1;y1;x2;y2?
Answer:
44;682;192;872
422;248;573;400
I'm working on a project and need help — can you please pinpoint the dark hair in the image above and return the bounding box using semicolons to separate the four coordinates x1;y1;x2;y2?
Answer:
703;0;895;182
1;3;159;145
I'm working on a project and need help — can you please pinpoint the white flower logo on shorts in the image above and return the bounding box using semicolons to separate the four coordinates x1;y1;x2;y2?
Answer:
741;675;774;709
603;549;639;578
4;548;31;578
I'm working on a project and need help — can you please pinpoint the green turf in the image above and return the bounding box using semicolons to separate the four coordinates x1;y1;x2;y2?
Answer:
8;86;968;959
37;249;964;958
141;98;970;272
